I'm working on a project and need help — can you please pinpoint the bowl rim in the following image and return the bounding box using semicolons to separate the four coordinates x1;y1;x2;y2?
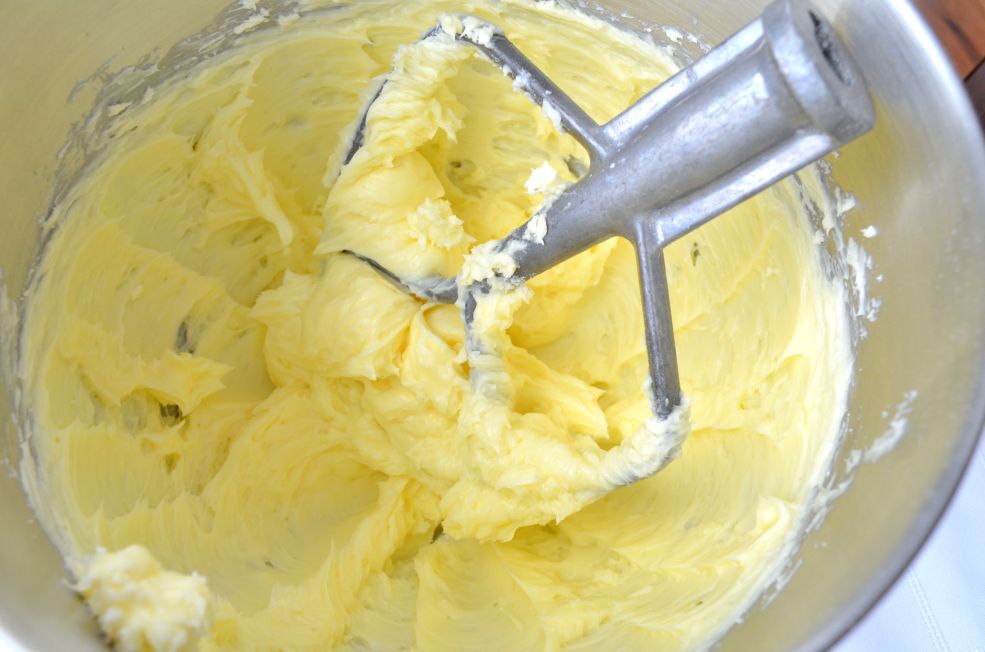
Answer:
807;0;985;648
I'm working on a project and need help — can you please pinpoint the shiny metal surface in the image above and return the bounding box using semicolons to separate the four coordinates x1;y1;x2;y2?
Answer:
0;1;983;651
346;0;875;420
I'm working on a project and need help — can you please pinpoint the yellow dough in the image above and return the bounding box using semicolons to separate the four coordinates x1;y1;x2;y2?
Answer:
72;545;213;652
21;1;853;650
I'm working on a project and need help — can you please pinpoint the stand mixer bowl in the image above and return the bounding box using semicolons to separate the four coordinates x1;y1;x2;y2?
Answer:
0;1;983;650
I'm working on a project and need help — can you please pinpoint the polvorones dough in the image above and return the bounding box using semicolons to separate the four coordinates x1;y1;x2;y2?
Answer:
21;1;852;650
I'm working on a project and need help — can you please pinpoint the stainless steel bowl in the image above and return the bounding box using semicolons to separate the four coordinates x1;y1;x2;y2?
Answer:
1;1;983;650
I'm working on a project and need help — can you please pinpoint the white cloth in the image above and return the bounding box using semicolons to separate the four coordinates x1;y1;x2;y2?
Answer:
835;438;985;651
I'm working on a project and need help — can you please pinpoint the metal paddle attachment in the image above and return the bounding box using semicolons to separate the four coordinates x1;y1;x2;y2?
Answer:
342;0;874;421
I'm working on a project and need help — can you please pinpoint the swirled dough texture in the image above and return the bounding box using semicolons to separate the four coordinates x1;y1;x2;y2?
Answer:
22;1;852;650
